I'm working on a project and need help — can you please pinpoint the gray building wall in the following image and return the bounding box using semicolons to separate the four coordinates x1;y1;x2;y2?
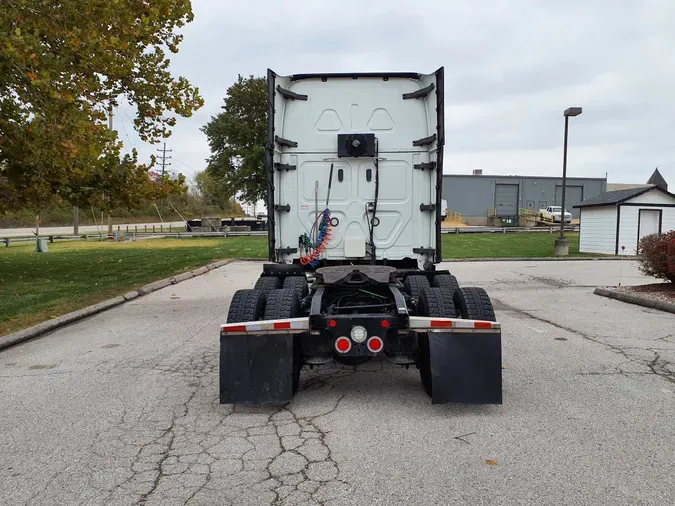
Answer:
441;175;607;222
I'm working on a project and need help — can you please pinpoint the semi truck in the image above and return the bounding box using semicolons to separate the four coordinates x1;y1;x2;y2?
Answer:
219;68;503;405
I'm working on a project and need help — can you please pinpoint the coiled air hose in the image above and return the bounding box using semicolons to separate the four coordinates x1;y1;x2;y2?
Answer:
300;208;332;267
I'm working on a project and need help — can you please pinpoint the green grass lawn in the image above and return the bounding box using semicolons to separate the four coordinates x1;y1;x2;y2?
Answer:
0;232;587;336
441;232;582;258
0;237;266;336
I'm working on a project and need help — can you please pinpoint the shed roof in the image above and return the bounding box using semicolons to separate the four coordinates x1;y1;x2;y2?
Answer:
574;185;675;208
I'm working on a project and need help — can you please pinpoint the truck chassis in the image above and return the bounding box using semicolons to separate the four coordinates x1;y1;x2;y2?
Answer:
220;264;502;405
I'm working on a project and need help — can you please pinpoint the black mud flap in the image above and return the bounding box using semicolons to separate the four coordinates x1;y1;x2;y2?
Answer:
428;331;502;404
220;333;295;405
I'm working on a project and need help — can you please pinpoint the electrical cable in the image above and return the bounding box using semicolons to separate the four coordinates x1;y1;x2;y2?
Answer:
369;138;380;264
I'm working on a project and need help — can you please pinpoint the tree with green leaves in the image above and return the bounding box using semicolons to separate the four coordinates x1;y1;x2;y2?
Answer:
201;74;267;205
0;0;204;213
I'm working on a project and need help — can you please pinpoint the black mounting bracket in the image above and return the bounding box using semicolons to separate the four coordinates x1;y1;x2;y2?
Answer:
420;204;436;212
277;247;298;256
413;134;437;147
274;163;297;171
413;247;435;255
275;204;291;212
276;135;298;148
413;162;436;171
276;85;308;101
402;83;435;100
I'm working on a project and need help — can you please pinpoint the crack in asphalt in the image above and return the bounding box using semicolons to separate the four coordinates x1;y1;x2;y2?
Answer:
17;349;356;506
494;298;675;387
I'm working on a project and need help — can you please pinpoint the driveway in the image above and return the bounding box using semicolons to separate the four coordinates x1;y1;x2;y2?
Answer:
0;260;673;505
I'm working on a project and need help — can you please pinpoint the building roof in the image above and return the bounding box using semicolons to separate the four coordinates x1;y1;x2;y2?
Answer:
606;183;652;191
443;174;606;181
574;185;675;208
647;168;668;190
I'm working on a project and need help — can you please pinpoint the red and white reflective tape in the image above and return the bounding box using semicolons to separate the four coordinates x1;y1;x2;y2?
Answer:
408;316;500;332
220;317;309;334
221;316;500;335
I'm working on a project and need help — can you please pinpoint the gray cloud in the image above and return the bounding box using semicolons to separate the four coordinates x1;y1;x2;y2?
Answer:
114;0;675;191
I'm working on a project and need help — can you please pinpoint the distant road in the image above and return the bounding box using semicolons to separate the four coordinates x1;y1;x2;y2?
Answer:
0;221;185;238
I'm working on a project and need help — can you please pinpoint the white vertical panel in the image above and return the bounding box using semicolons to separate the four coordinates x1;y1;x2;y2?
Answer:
579;207;617;255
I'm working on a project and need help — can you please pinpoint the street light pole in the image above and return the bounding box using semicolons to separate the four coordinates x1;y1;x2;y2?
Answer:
554;106;582;256
559;114;570;240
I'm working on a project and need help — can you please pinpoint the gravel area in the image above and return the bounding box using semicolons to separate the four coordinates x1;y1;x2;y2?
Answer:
617;282;675;302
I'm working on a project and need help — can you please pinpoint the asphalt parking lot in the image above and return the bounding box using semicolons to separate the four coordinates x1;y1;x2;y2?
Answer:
1;260;674;506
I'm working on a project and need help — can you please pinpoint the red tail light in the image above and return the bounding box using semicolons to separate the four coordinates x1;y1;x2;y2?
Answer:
367;336;383;353
380;320;390;329
335;336;351;353
328;319;337;328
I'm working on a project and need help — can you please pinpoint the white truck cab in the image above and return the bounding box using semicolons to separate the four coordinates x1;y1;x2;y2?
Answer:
266;69;445;270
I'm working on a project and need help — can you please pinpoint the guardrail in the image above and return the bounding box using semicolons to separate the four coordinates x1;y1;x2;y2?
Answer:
441;225;579;234
3;226;581;247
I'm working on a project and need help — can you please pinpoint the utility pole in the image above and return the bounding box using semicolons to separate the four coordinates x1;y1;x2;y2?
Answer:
157;142;172;213
107;104;113;236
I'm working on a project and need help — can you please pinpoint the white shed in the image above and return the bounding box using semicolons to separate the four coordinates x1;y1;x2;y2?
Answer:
575;186;675;255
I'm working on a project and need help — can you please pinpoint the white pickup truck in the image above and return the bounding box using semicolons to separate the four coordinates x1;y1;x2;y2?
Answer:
440;199;448;220
538;206;572;223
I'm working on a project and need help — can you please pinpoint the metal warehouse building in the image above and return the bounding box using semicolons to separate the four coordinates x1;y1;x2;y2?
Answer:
442;174;607;225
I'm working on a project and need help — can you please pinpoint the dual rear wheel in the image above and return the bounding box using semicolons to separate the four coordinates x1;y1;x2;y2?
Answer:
415;281;496;397
226;285;303;394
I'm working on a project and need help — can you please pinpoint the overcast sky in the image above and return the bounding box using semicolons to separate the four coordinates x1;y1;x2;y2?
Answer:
115;0;675;189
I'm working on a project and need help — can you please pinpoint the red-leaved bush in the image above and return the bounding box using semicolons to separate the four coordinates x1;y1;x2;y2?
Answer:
637;230;675;283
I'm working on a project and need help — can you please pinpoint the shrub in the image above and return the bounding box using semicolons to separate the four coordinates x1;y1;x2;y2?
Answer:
637;230;675;283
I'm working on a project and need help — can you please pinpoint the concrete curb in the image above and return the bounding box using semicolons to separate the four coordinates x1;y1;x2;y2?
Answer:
594;287;675;314
443;256;637;262
0;258;238;352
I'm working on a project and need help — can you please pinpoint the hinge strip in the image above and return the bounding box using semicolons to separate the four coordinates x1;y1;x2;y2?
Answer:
402;83;435;100
414;162;436;171
412;134;437;147
276;136;298;148
413;247;435;255
274;163;297;171
276;85;308;101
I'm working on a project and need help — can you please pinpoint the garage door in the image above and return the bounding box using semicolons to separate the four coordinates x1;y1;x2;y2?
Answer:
555;185;583;218
494;184;519;216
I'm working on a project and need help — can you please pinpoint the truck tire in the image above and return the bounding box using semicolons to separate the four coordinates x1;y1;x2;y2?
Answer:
453;287;496;322
254;276;281;292
432;274;460;294
404;275;431;300
416;287;457;396
227;289;266;323
263;288;300;320
418;287;457;319
283;275;309;299
263;288;303;393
